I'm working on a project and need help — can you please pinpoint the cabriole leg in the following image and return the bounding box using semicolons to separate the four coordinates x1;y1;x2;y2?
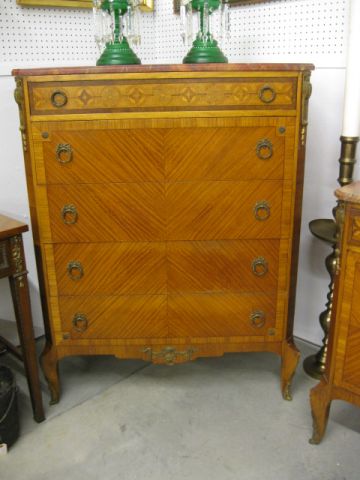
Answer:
281;340;300;400
309;382;332;444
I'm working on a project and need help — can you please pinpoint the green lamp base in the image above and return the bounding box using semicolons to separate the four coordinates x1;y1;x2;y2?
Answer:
96;38;141;66
183;38;228;64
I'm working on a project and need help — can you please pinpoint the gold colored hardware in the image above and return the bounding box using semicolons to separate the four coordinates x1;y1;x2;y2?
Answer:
72;313;88;333
301;72;312;146
10;235;27;288
143;346;196;366
42;132;49;139
254;201;271;221
139;0;154;11
13;77;27;152
250;311;266;328
338;136;359;186
67;261;84;281
61;204;78;225
334;201;345;276
278;126;286;134
56;144;73;164
0;242;8;270
51;90;68;108
251;257;268;276
256;139;273;160
258;85;276;104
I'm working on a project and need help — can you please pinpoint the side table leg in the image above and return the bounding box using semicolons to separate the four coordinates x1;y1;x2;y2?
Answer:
309;381;332;444
41;342;60;405
9;235;45;422
281;340;300;401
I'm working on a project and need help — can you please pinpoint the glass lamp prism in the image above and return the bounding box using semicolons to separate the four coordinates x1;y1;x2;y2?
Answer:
180;0;230;64
93;0;142;65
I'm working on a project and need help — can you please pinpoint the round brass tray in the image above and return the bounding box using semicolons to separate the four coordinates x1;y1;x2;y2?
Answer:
309;218;337;244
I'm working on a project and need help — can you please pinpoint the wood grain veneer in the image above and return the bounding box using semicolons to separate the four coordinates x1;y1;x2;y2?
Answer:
14;64;312;404
310;185;360;443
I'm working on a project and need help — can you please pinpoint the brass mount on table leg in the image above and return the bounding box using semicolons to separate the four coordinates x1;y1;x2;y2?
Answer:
303;136;359;379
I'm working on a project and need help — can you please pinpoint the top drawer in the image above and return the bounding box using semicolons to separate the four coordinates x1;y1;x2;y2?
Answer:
28;77;297;116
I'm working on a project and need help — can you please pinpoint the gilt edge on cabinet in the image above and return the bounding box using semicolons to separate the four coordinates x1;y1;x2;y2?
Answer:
13;63;314;404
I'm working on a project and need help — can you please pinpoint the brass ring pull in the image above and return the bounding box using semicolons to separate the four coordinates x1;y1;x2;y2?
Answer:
250;310;266;328
51;90;68;108
72;313;88;332
56;144;73;164
254;201;271;221
61;204;78;225
258;85;276;104
67;261;84;281
252;257;269;276
256;139;273;160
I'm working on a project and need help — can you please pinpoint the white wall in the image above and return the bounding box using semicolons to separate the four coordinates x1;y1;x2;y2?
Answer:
0;75;44;337
0;0;356;345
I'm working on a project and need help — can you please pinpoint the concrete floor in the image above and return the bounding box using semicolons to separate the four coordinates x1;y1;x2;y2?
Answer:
1;339;360;480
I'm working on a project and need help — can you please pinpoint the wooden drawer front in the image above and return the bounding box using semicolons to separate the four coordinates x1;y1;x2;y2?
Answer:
168;292;276;337
54;242;167;295
342;325;360;389
333;255;360;393
348;262;360;329
168;239;279;294
165;127;285;181
42;129;164;184
47;183;166;242
39;126;285;185
59;295;168;339
341;262;360;389
29;77;297;115
167;180;284;240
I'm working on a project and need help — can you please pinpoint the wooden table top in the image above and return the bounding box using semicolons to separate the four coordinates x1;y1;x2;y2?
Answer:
0;214;28;240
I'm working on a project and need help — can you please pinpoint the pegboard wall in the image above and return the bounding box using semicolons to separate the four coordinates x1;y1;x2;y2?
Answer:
0;0;348;74
155;0;348;65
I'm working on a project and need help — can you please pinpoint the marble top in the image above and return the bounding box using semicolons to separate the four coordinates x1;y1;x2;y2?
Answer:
335;181;360;204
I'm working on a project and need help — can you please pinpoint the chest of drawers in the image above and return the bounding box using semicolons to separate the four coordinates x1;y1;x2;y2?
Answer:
310;182;360;443
13;64;313;404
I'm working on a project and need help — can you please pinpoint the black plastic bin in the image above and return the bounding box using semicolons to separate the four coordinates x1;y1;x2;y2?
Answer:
0;366;19;448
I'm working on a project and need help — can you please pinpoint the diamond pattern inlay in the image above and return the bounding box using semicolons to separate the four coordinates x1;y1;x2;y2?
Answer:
129;88;143;104
79;89;92;105
181;87;196;103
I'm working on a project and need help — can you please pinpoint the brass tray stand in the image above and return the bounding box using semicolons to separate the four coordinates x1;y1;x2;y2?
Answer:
303;136;359;379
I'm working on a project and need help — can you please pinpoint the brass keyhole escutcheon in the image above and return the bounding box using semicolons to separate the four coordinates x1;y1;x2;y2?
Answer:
67;261;84;281
258;85;276;104
51;90;68;108
252;257;269;276
256;139;273;160
56;144;73;164
61;204;78;225
254;201;271;221
250;310;266;328
72;313;88;333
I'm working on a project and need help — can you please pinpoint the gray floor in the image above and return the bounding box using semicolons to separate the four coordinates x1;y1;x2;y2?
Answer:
1;339;360;479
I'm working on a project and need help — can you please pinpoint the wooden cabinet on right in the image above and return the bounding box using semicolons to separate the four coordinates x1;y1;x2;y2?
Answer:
310;181;360;443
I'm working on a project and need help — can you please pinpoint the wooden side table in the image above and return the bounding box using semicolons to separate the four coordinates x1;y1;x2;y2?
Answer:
0;214;45;422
